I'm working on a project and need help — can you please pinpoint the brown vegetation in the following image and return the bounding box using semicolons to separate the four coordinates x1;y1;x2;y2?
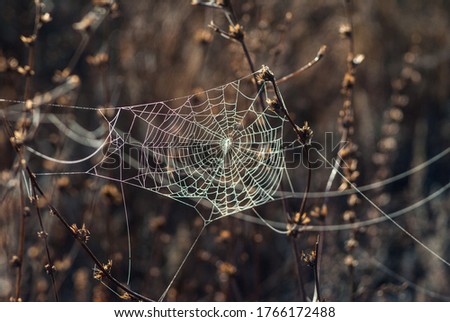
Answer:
0;0;449;301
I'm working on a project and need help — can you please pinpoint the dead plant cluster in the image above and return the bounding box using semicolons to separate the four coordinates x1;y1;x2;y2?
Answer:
0;0;449;301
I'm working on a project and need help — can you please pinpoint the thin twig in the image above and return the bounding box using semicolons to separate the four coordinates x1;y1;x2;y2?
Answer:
298;146;312;217
14;177;26;301
316;0;362;289
29;173;153;302
12;0;43;301
31;183;59;301
3;115;152;302
290;239;307;301
262;66;317;300
206;1;266;111
66;34;90;76
23;0;42;101
278;46;327;84
312;235;321;301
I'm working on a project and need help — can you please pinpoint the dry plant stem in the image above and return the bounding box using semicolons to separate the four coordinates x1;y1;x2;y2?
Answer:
321;0;356;207
312;235;321;301
294;150;314;301
343;0;359;302
67;34;90;75
23;43;35;101
12;1;43;300
3;117;151;301
262;38;326;305
209;2;265;110
31;183;59;301
158;225;206;302
23;0;42;100
12;1;43;301
269;74;316;300
240;39;266;111
66;3;115;77
280;182;306;301
330;0;361;300
25;168;153;302
277;46;327;84
99;47;134;286
14;176;26;300
298;147;312;217
100;64;111;106
218;2;257;81
239;39;257;78
288;146;312;234
344;0;355;54
290;239;307;301
280;183;306;300
349;261;356;301
317;0;357;282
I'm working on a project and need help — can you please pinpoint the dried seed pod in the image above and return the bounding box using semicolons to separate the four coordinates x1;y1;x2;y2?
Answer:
40;12;52;23
339;23;352;38
10;255;21;268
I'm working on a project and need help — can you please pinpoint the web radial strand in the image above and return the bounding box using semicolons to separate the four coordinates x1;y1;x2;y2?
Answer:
87;72;287;221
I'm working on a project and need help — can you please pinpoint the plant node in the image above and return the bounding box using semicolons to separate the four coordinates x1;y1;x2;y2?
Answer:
256;65;275;84
296;122;314;145
93;259;113;280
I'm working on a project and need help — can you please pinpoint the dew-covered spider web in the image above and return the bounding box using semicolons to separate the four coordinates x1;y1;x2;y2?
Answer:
22;70;289;223
2;66;449;301
90;78;286;222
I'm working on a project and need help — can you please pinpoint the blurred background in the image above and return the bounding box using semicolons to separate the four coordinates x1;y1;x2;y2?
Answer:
0;0;449;301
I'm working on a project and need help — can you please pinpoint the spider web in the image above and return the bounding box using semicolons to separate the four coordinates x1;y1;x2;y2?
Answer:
20;70;289;224
88;73;286;222
9;67;449;249
3;67;449;301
